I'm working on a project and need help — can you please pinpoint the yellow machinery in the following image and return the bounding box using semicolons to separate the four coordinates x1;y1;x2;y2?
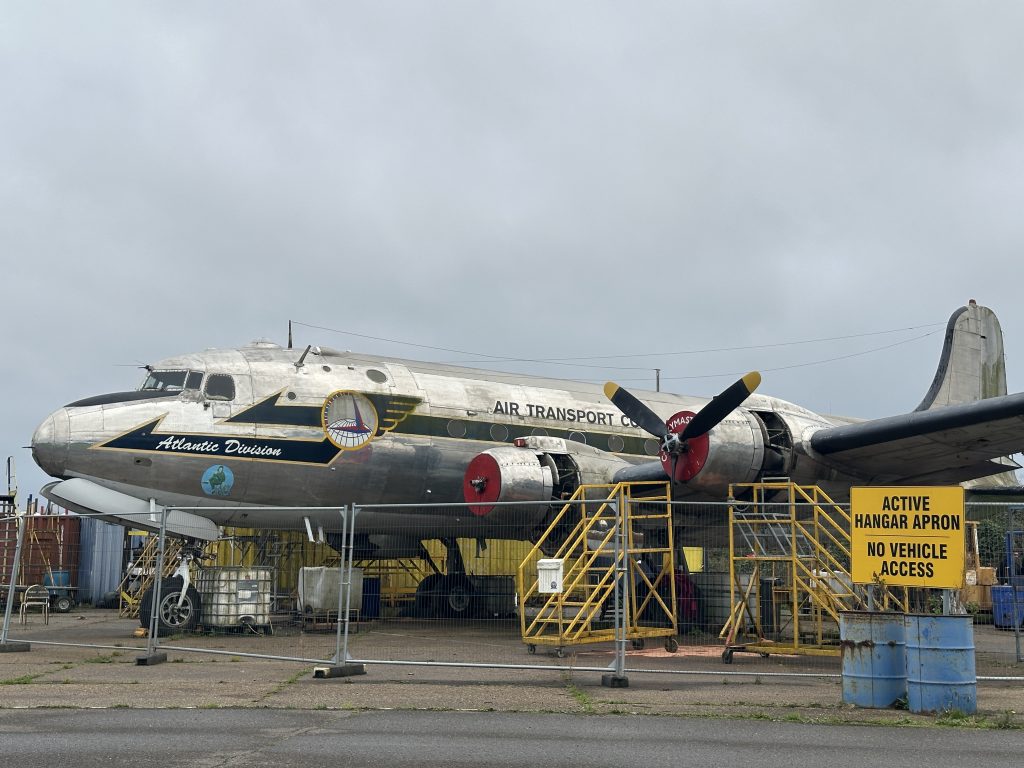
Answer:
517;482;678;657
720;480;908;662
117;535;185;618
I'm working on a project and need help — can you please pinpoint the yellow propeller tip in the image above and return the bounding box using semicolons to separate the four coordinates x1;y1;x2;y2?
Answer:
742;371;762;391
603;382;620;400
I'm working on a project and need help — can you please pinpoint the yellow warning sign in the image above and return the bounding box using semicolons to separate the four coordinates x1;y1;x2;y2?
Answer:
850;486;965;588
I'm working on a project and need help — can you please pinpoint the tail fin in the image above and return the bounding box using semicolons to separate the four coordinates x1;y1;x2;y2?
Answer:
916;300;1006;411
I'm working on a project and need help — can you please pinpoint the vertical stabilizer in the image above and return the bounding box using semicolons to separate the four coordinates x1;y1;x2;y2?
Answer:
916;300;1007;411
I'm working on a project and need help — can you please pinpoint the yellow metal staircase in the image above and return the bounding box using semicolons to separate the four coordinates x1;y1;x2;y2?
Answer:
721;481;908;660
516;482;679;657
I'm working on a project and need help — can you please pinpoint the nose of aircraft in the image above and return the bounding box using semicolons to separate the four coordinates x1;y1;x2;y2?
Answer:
32;408;70;478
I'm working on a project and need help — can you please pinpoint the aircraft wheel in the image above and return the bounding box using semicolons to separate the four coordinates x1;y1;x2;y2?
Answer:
53;595;73;613
665;637;679;653
439;576;476;618
139;577;201;636
527;644;536;655
721;649;734;664
413;574;444;616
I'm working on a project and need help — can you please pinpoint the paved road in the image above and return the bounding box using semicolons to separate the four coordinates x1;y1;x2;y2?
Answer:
0;710;1020;768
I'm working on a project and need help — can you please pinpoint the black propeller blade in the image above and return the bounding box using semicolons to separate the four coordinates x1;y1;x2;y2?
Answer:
604;371;762;460
603;382;669;438
680;371;761;440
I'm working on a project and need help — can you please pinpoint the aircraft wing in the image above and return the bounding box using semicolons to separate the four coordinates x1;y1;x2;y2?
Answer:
809;392;1024;484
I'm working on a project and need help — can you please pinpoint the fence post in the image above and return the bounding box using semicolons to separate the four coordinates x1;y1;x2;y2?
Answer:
0;511;30;652
315;505;365;678
137;501;168;665
332;506;349;664
603;490;628;688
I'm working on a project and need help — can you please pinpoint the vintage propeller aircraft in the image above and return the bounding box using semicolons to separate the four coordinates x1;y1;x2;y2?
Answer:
31;300;1024;623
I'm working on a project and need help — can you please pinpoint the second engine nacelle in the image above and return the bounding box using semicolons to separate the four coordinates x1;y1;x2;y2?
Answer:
463;446;555;514
462;436;632;519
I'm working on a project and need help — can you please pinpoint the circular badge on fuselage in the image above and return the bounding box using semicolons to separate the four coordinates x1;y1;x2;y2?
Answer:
322;391;379;451
201;464;235;497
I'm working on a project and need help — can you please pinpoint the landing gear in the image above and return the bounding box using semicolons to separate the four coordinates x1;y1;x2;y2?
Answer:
139;576;202;636
411;540;479;619
439;575;475;617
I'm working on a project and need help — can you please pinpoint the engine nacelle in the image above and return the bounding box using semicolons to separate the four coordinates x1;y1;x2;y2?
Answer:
463;446;555;515
462;436;631;519
679;410;767;496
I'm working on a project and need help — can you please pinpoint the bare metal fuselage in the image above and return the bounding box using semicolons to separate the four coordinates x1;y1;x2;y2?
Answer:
32;344;855;540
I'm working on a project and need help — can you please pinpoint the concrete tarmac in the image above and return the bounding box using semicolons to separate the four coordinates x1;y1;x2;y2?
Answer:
1;609;1021;727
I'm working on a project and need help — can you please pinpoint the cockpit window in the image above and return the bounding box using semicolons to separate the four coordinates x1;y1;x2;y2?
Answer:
141;370;188;392
140;369;205;393
204;373;236;401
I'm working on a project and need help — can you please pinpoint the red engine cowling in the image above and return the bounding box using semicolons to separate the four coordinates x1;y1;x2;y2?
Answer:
463;447;556;517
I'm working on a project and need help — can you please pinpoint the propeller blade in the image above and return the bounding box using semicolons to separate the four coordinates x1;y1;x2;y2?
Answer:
680;371;761;440
603;382;668;438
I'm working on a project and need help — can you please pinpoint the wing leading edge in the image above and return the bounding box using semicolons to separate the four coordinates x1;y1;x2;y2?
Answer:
809;392;1024;484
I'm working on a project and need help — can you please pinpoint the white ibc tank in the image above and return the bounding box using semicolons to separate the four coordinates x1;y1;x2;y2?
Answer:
196;567;272;628
297;566;363;615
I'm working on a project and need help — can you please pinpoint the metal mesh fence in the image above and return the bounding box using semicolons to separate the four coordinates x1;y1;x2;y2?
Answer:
2;496;1023;676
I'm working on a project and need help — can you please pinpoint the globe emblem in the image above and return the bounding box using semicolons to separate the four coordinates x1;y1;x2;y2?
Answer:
323;391;379;450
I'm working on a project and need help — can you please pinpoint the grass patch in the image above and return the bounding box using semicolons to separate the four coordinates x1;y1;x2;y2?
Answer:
566;683;595;714
0;673;46;685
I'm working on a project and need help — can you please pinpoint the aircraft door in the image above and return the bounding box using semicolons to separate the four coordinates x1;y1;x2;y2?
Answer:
199;360;254;502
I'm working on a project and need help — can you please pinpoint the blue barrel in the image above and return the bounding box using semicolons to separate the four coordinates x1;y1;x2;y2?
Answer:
904;614;976;715
840;611;906;708
991;586;1024;629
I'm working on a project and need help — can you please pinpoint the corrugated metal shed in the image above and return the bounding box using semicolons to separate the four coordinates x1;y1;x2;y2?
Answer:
78;517;125;605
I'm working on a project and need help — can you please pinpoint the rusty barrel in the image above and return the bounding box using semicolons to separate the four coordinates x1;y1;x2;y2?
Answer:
839;611;907;708
904;613;976;715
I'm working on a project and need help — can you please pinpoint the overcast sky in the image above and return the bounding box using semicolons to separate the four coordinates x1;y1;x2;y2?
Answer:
4;2;1024;501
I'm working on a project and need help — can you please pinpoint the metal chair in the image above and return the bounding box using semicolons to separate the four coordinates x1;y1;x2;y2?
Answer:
20;584;50;625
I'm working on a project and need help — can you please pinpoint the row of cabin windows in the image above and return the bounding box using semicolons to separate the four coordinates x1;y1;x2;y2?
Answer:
140;370;236;401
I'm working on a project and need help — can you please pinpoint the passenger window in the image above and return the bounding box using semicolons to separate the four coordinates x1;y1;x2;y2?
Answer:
204;374;236;401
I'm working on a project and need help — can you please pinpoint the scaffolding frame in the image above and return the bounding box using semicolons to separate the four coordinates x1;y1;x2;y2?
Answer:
517;482;678;657
720;480;908;661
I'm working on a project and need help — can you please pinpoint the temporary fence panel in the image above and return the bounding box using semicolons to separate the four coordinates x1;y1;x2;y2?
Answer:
3;499;1022;678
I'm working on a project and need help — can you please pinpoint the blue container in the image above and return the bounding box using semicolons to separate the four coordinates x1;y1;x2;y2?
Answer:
991;586;1024;629
361;577;381;620
904;614;976;715
43;570;71;592
840;611;907;708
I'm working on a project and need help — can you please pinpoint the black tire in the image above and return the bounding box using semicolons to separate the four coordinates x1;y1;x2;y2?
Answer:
413;573;445;617
439;576;477;618
53;595;73;613
139;577;202;636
